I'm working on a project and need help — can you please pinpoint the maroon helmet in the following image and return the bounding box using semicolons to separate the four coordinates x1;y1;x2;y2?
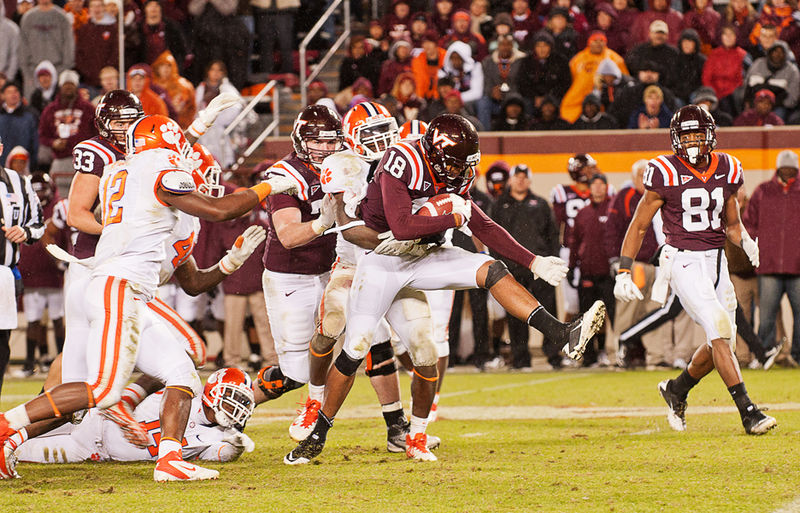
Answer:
567;153;597;183
421;113;481;188
291;105;344;167
670;105;716;164
30;172;55;206
95;90;144;147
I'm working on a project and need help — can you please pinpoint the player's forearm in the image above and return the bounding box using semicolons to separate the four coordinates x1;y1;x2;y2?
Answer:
341;225;380;249
275;221;320;249
618;224;647;270
381;176;456;240
66;208;103;235
161;190;259;223
175;265;226;296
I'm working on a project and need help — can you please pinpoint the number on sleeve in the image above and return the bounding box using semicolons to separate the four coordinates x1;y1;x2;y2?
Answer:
73;149;97;173
171;232;196;268
384;151;407;178
103;169;128;225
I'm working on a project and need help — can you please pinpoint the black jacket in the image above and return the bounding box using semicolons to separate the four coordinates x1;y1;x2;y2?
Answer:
516;52;572;103
489;190;559;274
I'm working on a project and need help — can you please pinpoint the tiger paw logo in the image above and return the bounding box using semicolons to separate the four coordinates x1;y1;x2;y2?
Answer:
159;121;184;149
321;166;333;185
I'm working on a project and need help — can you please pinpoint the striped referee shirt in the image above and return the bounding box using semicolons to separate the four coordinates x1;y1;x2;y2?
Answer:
0;167;44;267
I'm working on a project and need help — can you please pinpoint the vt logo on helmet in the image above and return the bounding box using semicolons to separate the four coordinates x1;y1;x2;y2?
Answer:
421;114;481;189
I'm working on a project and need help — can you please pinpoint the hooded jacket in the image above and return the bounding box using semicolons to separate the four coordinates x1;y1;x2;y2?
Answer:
378;40;414;96
411;46;446;100
0;101;38;169
4;146;30;175
744;40;800;109
702;43;747;99
30;60;58;115
126;64;170;117
438;41;484;103
673;29;706;103
682;0;720;51
560;45;628;122
151;51;196;129
517;31;571;101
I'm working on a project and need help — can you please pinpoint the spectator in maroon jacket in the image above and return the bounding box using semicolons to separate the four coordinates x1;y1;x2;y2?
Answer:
409;12;431;54
211;180;276;369
510;0;541;45
610;0;637;54
630;0;683;46
75;0;118;89
568;173;614;366
734;88;785;126
744;150;800;364
16;172;65;377
38;70;96;194
591;3;627;56
378;38;414;95
381;0;412;43
724;0;757;51
682;0;720;54
432;0;454;37
702;25;747;116
142;0;187;72
439;9;488;61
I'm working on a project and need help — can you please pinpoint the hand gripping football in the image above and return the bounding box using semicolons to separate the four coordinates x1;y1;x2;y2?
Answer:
417;193;471;226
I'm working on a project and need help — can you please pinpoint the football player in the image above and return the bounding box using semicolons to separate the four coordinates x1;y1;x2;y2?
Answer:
0;115;296;481
614;105;776;435
285;113;606;465
251;105;340;413
287;102;441;453
11;369;255;468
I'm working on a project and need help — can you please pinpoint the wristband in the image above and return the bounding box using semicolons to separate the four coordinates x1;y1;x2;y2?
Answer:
618;256;633;273
250;182;272;202
218;254;236;275
187;118;208;139
311;218;329;235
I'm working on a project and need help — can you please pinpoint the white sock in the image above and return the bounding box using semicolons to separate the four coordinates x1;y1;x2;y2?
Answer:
157;438;183;459
381;401;403;413
409;415;428;437
432;393;440;408
4;405;31;431
121;383;147;409
308;384;325;403
7;428;28;450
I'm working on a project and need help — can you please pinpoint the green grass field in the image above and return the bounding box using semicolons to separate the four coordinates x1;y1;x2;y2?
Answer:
2;368;799;513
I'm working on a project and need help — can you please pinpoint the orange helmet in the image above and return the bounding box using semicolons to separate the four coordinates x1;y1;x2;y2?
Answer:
126;114;191;160
342;101;399;161
399;119;428;140
202;368;254;429
188;143;224;198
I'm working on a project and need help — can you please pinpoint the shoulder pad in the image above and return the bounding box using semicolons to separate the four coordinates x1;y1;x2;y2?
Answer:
321;150;368;194
160;170;196;194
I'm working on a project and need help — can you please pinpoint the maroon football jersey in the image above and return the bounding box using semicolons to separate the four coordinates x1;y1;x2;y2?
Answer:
644;152;743;251
18;199;64;289
262;153;336;275
360;139;474;234
70;136;126;259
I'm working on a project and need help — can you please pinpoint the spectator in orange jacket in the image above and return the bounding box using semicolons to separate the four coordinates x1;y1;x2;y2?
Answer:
411;31;447;100
560;31;627;122
126;64;169;117
152;50;196;129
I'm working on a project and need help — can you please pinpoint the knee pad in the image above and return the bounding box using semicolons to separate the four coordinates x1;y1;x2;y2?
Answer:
365;341;397;377
483;260;509;290
256;365;303;400
318;273;351;339
334;351;364;377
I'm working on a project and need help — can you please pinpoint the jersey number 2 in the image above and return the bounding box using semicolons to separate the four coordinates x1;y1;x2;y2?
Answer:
103;169;128;225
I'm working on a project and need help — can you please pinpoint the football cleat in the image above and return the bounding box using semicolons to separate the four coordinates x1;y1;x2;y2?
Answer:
562;300;606;360
742;406;777;435
289;397;321;442
0;413;14;444
154;450;219;482
762;337;785;371
386;420;441;453
0;441;19;479
658;379;687;432
405;433;437;462
101;400;151;448
284;429;327;465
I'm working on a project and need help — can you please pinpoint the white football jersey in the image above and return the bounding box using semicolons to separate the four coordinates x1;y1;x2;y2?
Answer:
320;149;372;265
158;211;201;286
93;148;196;299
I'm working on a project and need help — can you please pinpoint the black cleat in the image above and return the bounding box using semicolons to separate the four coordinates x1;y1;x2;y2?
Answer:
562;300;606;360
284;430;327;465
658;379;687;432
742;406;777;435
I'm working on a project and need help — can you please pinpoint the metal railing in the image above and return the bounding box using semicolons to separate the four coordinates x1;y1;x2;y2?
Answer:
225;80;280;171
300;0;351;107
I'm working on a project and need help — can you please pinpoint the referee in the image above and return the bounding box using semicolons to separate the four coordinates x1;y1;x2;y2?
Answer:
0;135;44;396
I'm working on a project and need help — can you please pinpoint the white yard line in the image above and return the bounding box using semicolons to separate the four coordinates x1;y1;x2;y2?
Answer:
773;497;800;513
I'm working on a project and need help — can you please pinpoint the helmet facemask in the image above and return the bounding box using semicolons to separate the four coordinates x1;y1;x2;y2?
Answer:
206;380;254;430
673;127;715;165
354;119;399;161
197;162;224;198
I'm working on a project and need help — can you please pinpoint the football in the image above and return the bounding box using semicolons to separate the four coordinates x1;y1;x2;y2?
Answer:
417;193;459;216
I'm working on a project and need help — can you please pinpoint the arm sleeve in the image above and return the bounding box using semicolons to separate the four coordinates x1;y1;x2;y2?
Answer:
381;174;458;240
21;175;44;243
468;201;535;268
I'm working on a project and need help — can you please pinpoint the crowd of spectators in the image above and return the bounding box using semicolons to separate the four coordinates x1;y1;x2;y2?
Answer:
323;0;800;131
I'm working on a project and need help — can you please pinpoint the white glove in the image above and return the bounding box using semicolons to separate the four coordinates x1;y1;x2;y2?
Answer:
221;430;255;453
219;225;266;275
263;174;298;196
530;255;568;287
741;232;759;268
449;194;472;226
374;231;432;257
311;194;336;235
189;92;241;137
614;272;644;302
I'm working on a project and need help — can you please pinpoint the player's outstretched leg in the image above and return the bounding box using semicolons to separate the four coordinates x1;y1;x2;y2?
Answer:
289;333;334;442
